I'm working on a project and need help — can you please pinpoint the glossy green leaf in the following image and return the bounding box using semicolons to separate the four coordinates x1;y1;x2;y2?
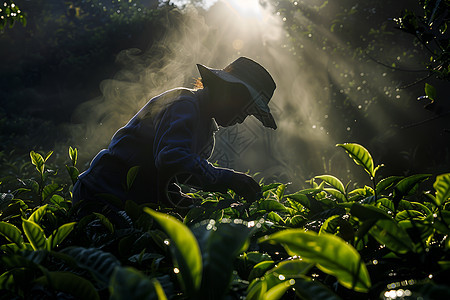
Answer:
247;259;313;300
247;279;267;300
249;260;275;281
93;212;114;233
288;215;307;227
35;271;99;300
286;194;310;209
394;174;431;197
42;183;62;201
65;165;80;185
350;203;392;221
152;278;168;300
144;208;202;295
425;83;436;101
48;222;76;249
319;215;341;235
0;222;24;248
324;188;347;203
28;204;48;224
61;247;121;288
194;220;252;299
376;198;395;212
369;219;414;254
259;199;287;212
260;229;371;292
433;173;450;206
126;166;140;191
376;176;403;195
30;150;45;174
69;146;78;166
267;211;284;224
315;175;345;195
395;210;425;221
337;143;374;178
22;218;47;250
276;184;286;200
263;280;296;300
262;183;283;193
267;259;313;278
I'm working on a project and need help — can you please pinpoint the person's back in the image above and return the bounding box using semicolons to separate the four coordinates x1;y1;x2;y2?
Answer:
74;88;216;211
72;57;276;216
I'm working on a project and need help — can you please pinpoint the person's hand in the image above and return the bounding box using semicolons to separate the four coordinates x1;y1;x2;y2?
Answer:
230;172;261;202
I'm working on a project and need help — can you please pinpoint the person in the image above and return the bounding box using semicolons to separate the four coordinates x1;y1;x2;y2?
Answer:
72;57;277;215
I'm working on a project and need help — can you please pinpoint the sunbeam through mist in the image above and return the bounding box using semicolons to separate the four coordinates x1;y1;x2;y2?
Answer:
67;0;443;190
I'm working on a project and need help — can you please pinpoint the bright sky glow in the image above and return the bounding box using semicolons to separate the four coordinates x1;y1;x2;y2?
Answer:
170;0;263;18
225;0;262;18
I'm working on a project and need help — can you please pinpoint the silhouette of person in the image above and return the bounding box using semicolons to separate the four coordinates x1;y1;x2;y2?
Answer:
72;57;277;215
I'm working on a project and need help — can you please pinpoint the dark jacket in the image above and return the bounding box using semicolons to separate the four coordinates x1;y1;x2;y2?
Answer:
73;88;233;209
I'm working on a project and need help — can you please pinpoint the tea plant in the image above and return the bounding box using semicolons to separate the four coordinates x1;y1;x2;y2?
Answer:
0;143;449;299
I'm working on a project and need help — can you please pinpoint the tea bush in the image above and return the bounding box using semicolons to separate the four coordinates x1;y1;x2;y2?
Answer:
0;143;449;299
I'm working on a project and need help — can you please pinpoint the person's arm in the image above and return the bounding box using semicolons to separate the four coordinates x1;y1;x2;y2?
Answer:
153;100;260;201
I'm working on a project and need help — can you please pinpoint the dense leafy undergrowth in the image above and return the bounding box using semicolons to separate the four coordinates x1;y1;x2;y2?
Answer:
0;143;449;299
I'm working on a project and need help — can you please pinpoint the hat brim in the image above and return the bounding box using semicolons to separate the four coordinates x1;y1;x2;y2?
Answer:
197;64;277;129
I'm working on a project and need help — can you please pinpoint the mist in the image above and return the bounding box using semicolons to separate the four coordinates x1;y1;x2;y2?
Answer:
67;0;440;190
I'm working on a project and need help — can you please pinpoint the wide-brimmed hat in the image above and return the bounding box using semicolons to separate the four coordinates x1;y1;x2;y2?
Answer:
197;57;277;129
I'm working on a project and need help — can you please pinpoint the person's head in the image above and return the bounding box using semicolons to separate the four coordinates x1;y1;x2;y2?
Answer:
197;57;277;129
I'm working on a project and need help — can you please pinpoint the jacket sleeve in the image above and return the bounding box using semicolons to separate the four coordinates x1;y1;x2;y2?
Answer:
153;100;233;192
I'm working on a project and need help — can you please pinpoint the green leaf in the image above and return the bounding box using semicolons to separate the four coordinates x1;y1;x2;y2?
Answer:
28;204;48;224
262;183;283;193
48;222;76;249
288;215;307;227
276;184;286;200
349;203;392;221
259;199;287;212
61;247;121;288
263;280;296;300
315;175;346;195
22;218;47;250
293;276;343;300
110;266;163;300
286;193;310;209
30;151;45;174
369;219;414;254
93;212;114;233
35;271;99;300
324;188;347;203
248;260;275;281
42;184;62;201
394;174;431;197
433;173;450;206
69;146;78;166
319;215;341;235
0;221;24;248
425;83;436;101
395;210;425;222
44;151;53;162
267;211;285;224
376;176;403;195
337;143;374;178
194;220;252;299
65;165;80;185
152;278;168;300
144;208;202;296
260;229;371;292
126;166;140;191
376;198;395;213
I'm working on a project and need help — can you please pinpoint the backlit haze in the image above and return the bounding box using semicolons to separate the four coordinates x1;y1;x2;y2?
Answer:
70;0;439;190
